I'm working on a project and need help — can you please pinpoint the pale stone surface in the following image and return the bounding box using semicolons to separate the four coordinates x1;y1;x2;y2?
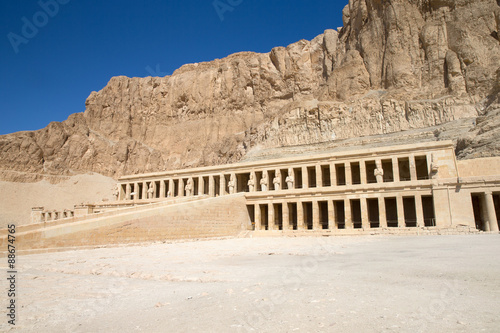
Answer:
3;235;500;332
0;0;499;183
0;174;115;228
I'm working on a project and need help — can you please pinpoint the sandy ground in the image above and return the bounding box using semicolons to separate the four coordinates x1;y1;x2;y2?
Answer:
1;235;500;332
0;173;116;227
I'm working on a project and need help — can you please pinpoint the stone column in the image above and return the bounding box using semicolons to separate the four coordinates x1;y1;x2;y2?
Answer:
282;202;289;231
328;200;336;230
250;171;257;192
232;173;237;193
375;159;384;184
142;182;147;200
360;161;367;185
302;166;309;189
485;192;499;232
159;180;166;198
397;195;405;227
179;179;185;197
345;199;352;229
410;154;417;181
379;196;387;228
297;202;304;230
255;204;262;230
392;157;400;182
313;200;320;230
415;194;424;227
220;174;226;196
316;164;322;188
209;175;215;197
187;177;194;196
361;197;369;229
133;182;139;200
268;203;275;231
345;163;352;186
153;181;158;198
168;179;174;197
126;183;131;200
198;176;204;196
330;163;337;187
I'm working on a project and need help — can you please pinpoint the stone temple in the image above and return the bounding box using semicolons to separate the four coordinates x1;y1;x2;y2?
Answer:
2;140;499;253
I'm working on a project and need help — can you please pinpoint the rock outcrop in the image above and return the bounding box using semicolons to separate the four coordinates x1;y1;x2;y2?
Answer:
1;0;499;182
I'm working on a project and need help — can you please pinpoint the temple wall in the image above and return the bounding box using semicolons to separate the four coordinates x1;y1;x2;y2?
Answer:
1;194;249;253
458;157;500;177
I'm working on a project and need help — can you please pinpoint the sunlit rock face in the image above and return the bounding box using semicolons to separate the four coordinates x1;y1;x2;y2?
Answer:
1;0;499;182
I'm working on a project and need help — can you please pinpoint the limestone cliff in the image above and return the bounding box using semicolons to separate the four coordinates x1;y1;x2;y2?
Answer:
1;0;499;182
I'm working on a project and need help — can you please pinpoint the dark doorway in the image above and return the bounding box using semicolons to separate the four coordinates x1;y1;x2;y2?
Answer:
203;177;210;195
385;197;398;227
351;199;362;228
303;202;313;230
260;204;269;230
398;157;411;181
382;159;394;182
415;156;429;180
365;161;377;184
336;164;346;186
319;201;329;229
403;197;417;227
274;203;283;230
494;194;500;230
335;200;345;229
155;181;161;198
422;196;436;226
307;167;316;188
213;176;220;196
294;168;302;189
237;173;250;192
351;162;361;185
321;165;331;187
247;205;255;230
288;203;298;230
367;198;379;228
471;194;485;230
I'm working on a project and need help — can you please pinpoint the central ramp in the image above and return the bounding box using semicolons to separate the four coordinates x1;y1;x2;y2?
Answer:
1;194;250;254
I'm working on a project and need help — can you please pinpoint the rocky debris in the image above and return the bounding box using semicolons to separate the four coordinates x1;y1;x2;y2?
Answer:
0;0;499;182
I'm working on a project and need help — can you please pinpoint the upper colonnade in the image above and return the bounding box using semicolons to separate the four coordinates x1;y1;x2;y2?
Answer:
117;141;456;201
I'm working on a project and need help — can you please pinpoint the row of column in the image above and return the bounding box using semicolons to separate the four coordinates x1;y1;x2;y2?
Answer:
120;153;430;200
253;194;427;231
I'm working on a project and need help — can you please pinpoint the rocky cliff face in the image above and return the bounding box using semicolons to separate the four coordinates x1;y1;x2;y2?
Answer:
1;0;499;182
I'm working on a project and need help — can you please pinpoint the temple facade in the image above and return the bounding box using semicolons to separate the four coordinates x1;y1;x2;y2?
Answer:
111;141;500;233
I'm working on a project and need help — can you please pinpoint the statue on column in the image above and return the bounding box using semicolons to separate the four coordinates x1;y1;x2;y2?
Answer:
167;190;172;198
113;184;120;201
430;154;439;176
260;172;268;191
248;173;255;192
185;179;193;196
228;175;236;194
374;161;384;183
273;169;281;190
285;168;294;189
147;183;155;199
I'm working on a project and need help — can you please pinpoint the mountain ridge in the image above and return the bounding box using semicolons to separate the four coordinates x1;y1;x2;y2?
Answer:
1;0;499;183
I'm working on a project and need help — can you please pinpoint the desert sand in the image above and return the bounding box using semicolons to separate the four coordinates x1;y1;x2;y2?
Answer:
0;173;116;227
1;235;499;332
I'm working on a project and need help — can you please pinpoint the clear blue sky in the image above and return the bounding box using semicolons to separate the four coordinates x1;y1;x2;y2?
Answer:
0;0;347;135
